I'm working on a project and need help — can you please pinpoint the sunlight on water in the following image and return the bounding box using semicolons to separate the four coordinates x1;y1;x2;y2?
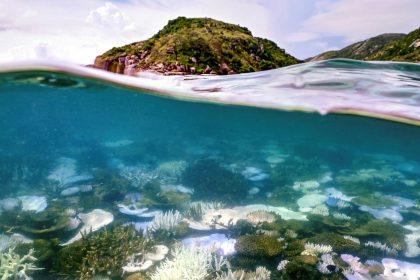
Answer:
0;60;419;279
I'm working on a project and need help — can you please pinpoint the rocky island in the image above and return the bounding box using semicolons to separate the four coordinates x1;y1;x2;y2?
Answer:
93;17;299;75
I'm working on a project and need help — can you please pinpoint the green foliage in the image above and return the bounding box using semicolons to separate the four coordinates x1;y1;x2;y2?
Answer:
311;28;419;62
54;226;149;279
369;28;420;62
95;17;299;74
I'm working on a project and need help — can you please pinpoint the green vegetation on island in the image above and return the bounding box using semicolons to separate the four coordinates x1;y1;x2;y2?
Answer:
308;27;420;62
94;17;299;75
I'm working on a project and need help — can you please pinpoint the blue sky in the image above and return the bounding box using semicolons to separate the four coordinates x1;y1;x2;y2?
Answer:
0;0;418;64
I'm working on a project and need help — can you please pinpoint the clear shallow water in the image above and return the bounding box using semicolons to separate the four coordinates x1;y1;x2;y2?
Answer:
0;60;419;279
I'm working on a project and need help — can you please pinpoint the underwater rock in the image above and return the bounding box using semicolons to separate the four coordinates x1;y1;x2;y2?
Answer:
0;198;20;211
61;209;114;245
297;193;327;211
18;195;47;213
241;166;269;181
182;233;236;256
359;205;403;223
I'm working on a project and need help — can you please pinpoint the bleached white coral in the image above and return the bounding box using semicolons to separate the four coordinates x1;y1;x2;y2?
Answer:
0;247;42;280
333;212;351;220
149;210;183;233
343;235;360;244
0;234;13;253
364;241;398;256
119;165;157;188
277;260;289;271
216;265;271;280
311;204;329;216
156;160;188;184
246;210;277;225
149;246;212;280
302;242;332;256
317;254;335;274
184;201;224;221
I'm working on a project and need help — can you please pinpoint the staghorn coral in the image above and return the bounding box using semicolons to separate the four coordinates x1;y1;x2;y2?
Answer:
184;201;224;221
149;245;212;280
216;265;271;280
343;235;360;244
0;247;42;280
149;210;183;233
332;212;351;220
301;242;332;256
277;260;289;271
55;226;149;279
119;165;157;188
364;241;398;256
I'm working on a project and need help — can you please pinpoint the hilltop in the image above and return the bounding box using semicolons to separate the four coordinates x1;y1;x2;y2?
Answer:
94;17;299;75
308;28;420;62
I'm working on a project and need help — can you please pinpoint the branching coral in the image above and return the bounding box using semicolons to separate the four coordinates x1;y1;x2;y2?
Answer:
0;247;42;280
149;245;212;280
149;210;183;233
301;242;332;256
55;226;148;279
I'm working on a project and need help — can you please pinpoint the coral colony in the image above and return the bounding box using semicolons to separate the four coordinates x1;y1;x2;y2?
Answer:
0;135;420;280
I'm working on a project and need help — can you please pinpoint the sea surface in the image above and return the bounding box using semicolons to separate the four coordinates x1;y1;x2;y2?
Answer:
0;59;419;279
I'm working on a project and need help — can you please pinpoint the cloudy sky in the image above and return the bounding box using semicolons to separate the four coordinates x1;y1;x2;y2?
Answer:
0;0;419;64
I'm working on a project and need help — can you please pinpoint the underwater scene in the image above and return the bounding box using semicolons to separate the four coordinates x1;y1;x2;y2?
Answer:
0;60;420;280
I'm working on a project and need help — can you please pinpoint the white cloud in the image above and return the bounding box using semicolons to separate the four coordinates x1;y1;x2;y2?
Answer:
86;2;135;32
302;0;420;43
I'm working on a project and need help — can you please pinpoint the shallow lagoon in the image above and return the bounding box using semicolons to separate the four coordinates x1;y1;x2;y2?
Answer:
0;61;419;279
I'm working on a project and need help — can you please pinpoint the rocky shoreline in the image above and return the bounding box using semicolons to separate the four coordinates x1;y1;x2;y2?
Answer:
92;53;238;76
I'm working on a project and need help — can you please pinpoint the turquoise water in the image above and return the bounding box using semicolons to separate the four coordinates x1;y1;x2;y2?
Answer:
0;60;419;279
